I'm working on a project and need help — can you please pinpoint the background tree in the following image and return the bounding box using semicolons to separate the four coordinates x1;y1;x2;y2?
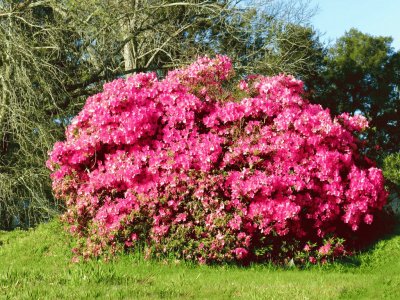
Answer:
0;0;72;228
63;0;322;94
311;29;400;160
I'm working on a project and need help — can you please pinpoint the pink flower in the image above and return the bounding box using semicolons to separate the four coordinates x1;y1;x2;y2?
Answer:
238;80;248;91
364;214;374;225
70;225;78;233
318;243;331;255
175;213;187;223
333;245;345;256
233;248;248;260
237;232;246;240
228;214;242;230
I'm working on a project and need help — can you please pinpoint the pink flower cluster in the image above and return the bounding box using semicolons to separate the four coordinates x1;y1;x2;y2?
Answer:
47;56;388;264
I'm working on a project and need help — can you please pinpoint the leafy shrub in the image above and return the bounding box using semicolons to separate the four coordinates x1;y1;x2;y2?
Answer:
383;153;400;186
47;56;388;264
383;153;400;214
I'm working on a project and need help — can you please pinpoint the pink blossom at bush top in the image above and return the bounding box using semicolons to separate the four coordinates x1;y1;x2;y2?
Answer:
47;55;388;264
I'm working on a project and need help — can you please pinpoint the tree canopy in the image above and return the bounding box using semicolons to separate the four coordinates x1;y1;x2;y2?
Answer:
311;29;400;159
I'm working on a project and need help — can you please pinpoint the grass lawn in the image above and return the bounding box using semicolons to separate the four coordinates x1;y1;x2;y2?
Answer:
1;219;399;299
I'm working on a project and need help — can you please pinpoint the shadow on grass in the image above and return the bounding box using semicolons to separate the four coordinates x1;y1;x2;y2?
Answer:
328;210;400;270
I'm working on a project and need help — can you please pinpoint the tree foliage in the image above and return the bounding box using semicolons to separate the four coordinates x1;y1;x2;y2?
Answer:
0;0;70;228
312;29;400;159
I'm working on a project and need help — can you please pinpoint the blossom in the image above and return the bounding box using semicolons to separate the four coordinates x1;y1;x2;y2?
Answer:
318;243;331;255
364;214;374;224
233;247;248;260
238;80;248;91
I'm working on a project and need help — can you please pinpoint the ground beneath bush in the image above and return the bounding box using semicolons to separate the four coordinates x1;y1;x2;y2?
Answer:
0;219;399;299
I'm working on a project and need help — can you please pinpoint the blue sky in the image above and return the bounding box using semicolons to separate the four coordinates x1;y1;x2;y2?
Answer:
310;0;400;50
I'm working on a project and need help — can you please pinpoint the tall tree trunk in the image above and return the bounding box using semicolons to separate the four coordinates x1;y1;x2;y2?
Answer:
121;0;140;73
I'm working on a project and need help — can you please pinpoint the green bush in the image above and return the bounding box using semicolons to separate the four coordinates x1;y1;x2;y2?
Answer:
383;153;400;186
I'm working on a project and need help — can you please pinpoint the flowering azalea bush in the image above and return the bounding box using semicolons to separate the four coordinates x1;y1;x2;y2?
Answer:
47;56;388;264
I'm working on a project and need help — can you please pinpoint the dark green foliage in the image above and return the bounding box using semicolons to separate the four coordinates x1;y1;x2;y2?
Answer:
311;29;400;159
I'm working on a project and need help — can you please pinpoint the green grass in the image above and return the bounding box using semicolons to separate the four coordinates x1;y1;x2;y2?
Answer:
1;220;400;299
